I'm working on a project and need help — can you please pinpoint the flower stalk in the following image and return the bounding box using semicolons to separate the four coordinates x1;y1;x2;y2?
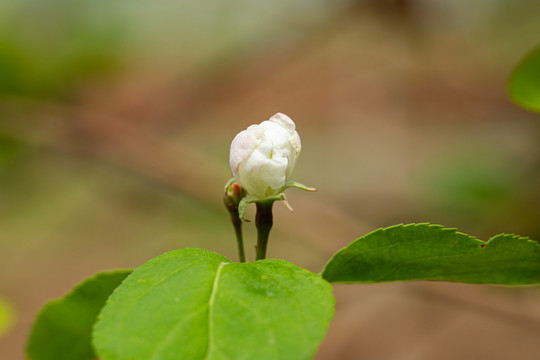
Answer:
230;210;246;263
223;180;247;262
255;201;274;261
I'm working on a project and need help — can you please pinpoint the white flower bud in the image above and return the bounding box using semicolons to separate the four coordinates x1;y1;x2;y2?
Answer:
229;113;301;200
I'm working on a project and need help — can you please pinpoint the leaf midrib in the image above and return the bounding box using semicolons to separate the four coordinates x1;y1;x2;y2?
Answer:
203;262;228;360
146;261;229;360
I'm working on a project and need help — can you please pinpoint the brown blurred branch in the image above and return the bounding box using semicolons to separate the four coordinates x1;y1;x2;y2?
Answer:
0;97;366;264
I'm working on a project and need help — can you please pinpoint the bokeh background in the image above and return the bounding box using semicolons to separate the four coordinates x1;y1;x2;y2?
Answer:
2;0;540;359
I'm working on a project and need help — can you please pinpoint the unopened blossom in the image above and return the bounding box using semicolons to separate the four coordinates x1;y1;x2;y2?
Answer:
229;113;301;200
223;181;246;212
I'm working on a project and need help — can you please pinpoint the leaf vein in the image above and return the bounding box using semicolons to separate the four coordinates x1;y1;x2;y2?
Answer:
114;259;202;355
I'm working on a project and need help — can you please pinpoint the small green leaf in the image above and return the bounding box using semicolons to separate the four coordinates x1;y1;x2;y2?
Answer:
322;223;540;285
93;248;334;360
509;45;540;113
27;270;132;360
0;297;15;337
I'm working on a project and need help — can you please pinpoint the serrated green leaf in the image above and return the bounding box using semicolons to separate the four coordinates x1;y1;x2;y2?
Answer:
93;248;334;360
509;45;540;113
322;223;540;285
27;270;132;360
0;297;15;338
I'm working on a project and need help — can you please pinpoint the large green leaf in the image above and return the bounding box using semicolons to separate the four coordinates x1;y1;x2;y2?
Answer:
508;45;540;113
27;270;132;360
93;248;334;360
322;223;540;285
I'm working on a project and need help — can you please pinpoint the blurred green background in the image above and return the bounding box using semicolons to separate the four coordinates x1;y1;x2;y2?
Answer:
2;0;540;359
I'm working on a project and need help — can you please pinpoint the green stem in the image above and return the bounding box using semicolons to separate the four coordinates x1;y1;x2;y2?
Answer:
230;211;246;262
255;201;274;261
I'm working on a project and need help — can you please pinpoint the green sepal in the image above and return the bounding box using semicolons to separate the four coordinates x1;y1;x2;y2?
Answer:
237;180;315;221
239;195;281;222
223;178;237;191
238;196;255;222
281;181;317;192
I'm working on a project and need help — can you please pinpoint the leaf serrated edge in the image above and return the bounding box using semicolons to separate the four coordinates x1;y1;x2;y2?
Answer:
321;223;480;276
321;223;540;284
486;233;540;248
